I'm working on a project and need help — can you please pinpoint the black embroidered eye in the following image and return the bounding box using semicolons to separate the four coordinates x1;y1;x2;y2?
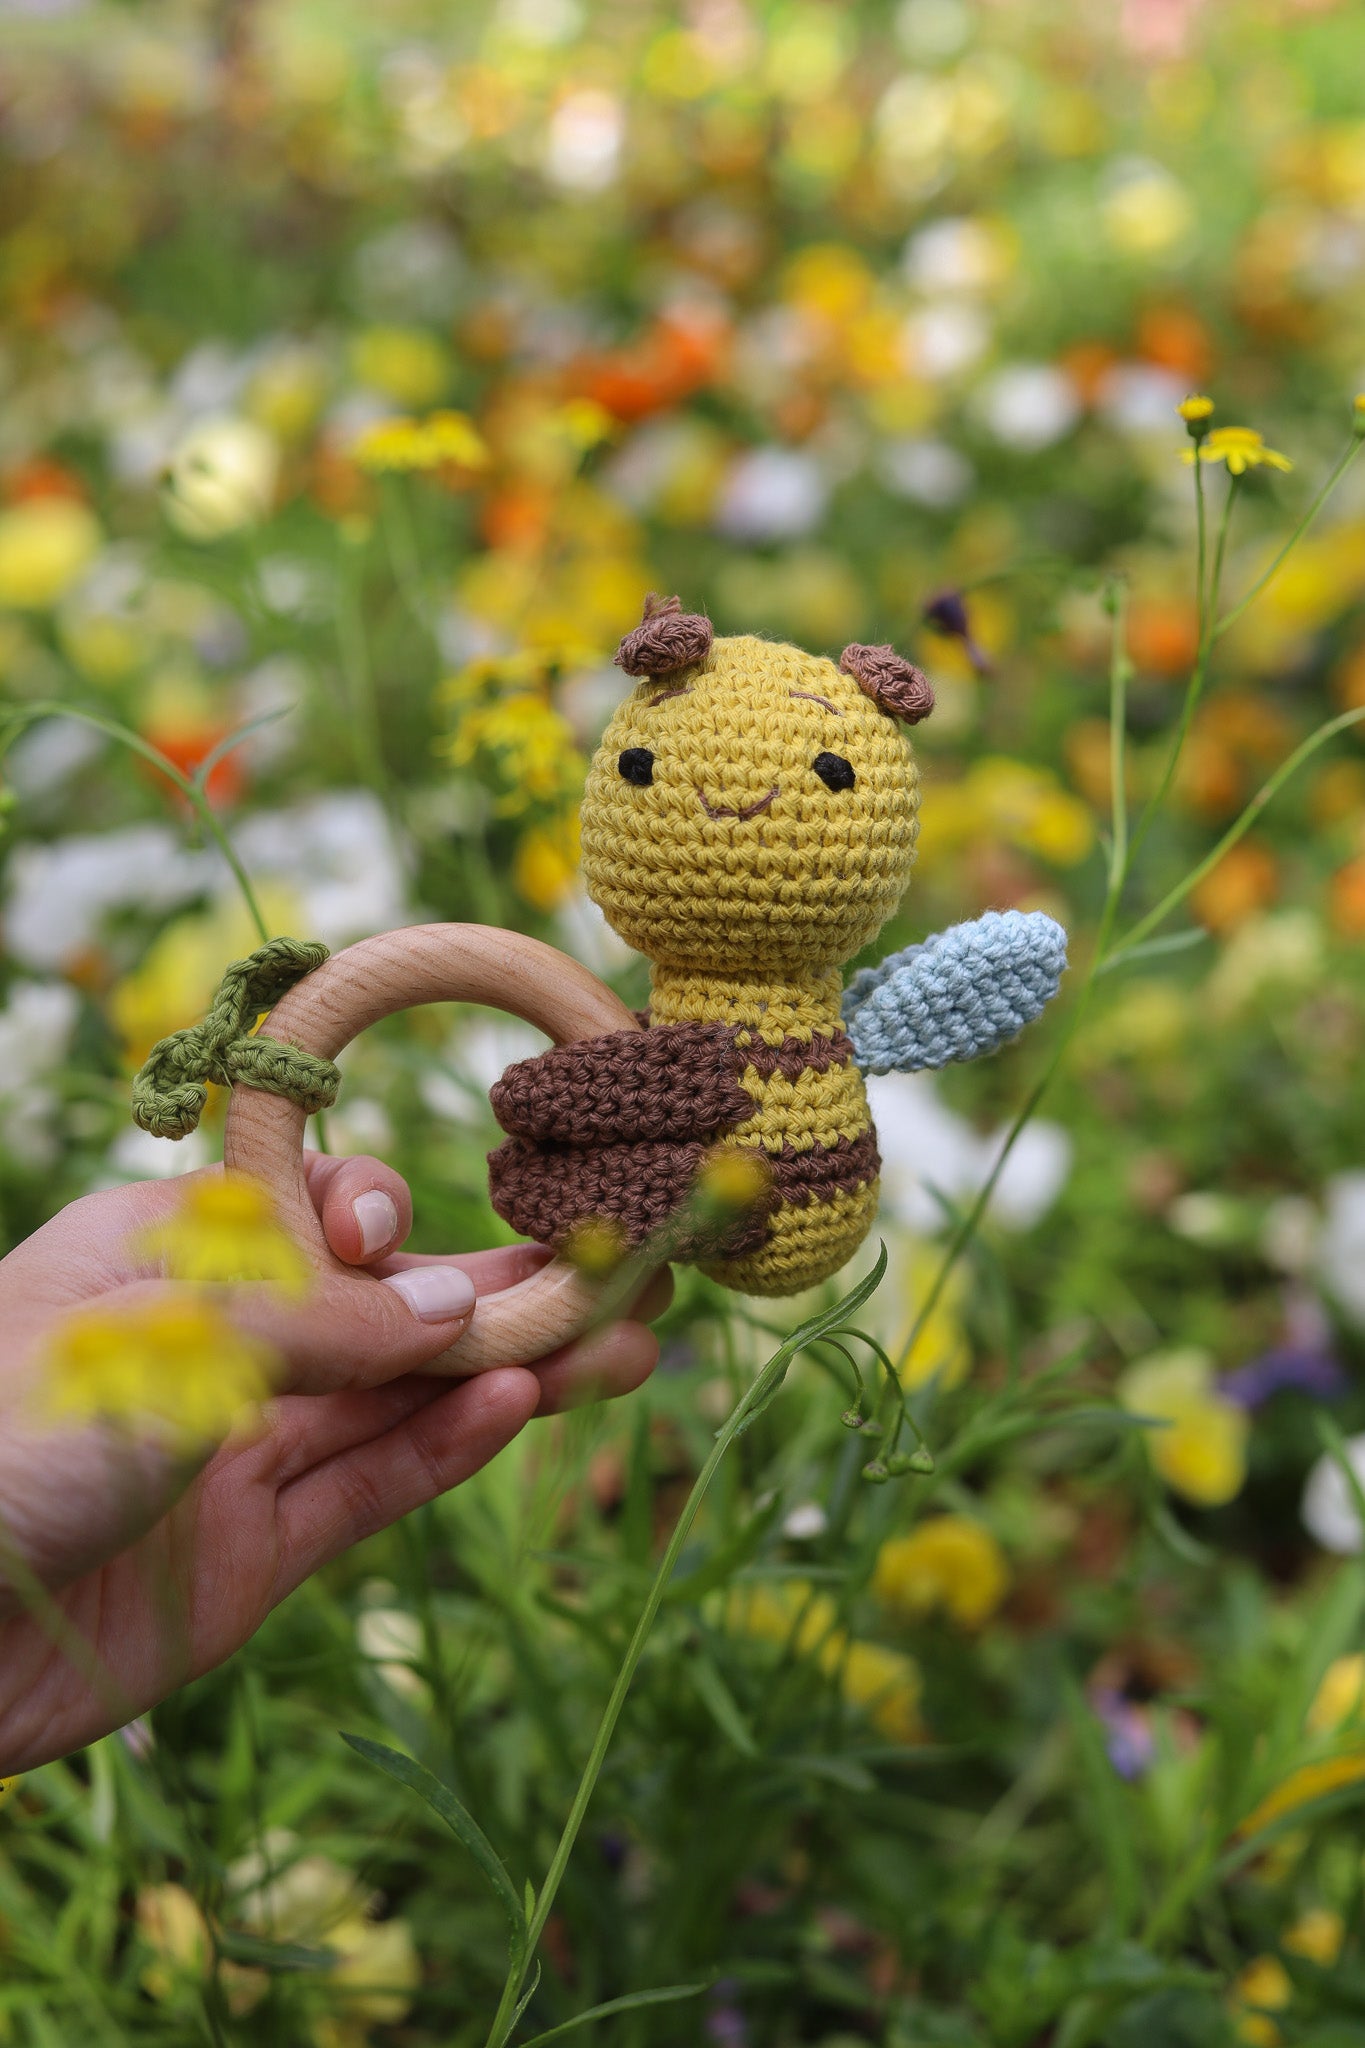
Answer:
813;751;855;792
618;747;654;786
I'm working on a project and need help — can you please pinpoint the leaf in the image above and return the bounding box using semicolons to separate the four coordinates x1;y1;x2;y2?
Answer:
510;1959;542;2034
341;1734;526;1950
519;1982;708;2046
1096;929;1208;977
689;1654;758;1757
215;1928;337;1973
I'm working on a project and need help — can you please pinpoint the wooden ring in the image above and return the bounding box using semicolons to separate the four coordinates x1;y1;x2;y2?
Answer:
223;923;641;1373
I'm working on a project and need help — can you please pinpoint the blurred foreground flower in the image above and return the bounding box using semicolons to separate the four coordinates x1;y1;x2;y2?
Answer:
1118;1349;1249;1507
37;1296;276;1446
136;1884;265;2014
1183;426;1292;475
874;1516;1010;1628
0;497;102;609
132;1174;310;1298
351;410;489;474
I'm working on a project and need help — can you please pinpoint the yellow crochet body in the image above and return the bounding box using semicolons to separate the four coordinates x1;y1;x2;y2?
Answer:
581;632;921;1296
650;965;879;1293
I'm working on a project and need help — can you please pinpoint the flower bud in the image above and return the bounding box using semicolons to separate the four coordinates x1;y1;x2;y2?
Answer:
862;1459;890;1484
1178;393;1214;440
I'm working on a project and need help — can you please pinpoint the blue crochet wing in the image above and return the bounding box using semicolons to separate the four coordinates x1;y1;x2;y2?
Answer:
842;910;1067;1076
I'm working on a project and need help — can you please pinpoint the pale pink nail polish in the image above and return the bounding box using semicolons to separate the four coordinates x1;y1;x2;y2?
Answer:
353;1189;399;1258
383;1266;477;1323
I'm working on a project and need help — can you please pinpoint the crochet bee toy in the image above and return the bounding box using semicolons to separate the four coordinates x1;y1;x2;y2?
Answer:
487;596;1067;1296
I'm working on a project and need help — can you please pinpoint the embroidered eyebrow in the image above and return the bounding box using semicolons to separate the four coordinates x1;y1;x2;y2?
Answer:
789;690;843;715
647;684;693;706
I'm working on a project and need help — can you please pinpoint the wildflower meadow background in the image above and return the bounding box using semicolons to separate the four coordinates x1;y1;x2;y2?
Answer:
5;0;1365;2040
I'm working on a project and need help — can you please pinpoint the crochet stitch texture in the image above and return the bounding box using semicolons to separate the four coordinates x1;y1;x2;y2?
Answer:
131;936;339;1140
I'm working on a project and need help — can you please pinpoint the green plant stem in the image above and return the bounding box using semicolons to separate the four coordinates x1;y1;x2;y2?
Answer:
891;587;1136;1383
0;703;269;944
1212;433;1364;642
1113;703;1365;958
1126;472;1240;872
335;537;394;810
1105;578;1131;897
482;1328;810;2048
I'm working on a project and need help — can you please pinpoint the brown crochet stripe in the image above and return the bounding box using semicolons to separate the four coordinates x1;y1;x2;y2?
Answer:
738;1029;855;1081
490;1022;751;1146
487;1136;772;1259
767;1129;880;1207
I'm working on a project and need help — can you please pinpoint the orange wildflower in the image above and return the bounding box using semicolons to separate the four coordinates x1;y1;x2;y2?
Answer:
1191;839;1279;933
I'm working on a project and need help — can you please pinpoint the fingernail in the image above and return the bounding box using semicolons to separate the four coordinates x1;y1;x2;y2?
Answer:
353;1189;399;1258
382;1266;477;1323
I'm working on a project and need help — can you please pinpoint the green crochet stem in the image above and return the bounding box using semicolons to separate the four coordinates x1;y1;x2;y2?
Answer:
131;937;341;1140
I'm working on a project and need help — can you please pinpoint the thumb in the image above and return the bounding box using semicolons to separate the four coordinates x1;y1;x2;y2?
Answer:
232;1259;478;1397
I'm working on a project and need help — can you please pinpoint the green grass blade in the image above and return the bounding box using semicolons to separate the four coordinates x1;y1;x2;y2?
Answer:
519;1982;708;2045
340;1734;526;1950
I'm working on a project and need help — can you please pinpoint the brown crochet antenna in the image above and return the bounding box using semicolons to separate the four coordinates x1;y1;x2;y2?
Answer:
615;593;713;677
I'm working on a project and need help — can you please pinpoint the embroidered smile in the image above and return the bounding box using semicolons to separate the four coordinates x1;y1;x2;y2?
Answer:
698;785;779;821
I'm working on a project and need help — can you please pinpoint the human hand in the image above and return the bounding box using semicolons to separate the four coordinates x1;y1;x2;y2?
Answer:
0;1153;668;1772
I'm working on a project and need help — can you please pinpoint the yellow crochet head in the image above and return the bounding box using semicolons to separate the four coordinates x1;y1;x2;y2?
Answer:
581;600;931;974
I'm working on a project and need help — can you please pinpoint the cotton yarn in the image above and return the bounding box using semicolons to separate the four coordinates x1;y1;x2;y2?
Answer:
131;936;340;1139
842;910;1068;1075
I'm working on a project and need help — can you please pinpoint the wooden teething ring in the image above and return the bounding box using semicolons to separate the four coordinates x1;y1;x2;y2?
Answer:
223;923;642;1373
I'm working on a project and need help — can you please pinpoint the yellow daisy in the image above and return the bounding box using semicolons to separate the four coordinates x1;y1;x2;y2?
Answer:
1182;426;1292;476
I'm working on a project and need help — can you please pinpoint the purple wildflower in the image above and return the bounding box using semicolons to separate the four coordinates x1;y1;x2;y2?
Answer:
1090;1688;1155;1780
922;587;992;674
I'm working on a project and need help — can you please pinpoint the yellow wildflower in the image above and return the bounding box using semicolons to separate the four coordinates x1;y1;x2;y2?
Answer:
727;1579;841;1662
921;758;1095;870
835;1640;925;1743
351;410;489;474
350;327;450;407
1118;1349;1249;1507
0;1774;17;1809
1229;1954;1291;2047
37;1296;277;1446
1354;394;1365;437
439;655;587;817
873;1517;1010;1629
1179;393;1215;424
900;1244;971;1392
513;811;581;911
1284;1907;1344;1967
0;499;102;609
1183;427;1292;476
132;1174;311;1299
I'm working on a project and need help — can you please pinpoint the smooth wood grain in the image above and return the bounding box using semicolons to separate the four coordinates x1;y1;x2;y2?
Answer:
224;924;642;1372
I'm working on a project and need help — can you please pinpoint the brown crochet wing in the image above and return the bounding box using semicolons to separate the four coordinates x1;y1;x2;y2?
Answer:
487;1135;771;1260
489;1022;751;1146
